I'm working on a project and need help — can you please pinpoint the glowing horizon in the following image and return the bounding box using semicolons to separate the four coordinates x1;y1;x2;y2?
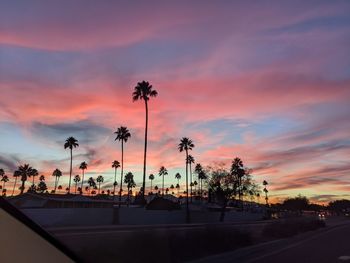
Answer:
1;0;350;204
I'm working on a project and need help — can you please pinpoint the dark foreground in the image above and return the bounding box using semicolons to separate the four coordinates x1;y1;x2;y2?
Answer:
193;219;350;263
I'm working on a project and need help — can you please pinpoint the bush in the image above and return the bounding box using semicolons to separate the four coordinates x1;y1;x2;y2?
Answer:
262;218;325;238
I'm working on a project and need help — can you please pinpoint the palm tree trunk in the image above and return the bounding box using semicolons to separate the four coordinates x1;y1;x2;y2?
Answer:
81;170;85;192
141;99;148;200
98;183;101;194
127;187;130;207
20;180;25;194
185;150;190;223
75;183;77;194
150;180;152;193
68;148;73;194
119;141;124;207
12;177;17;196
32;176;35;186
189;162;192;203
113;168;117;198
162;174;164;196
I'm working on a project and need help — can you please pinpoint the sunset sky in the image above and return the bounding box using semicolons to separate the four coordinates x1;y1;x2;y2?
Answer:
1;0;350;203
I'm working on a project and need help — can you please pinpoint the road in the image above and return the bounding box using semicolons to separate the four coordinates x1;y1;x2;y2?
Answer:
193;219;350;263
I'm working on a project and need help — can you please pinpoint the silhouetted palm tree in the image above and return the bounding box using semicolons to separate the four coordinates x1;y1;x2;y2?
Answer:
158;166;168;196
187;155;195;202
132;81;158;200
73;175;80;194
29;168;38;186
178;137;194;223
58;185;62;193
149;174;155;193
170;184;174;195
12;170;20;196
64;137;79;194
115;126;131;206
175;172;181;185
176;183;180;195
231;157;245;203
154;185;158;193
52;168;62;193
15;164;37;194
88;177;96;196
263;180;269;205
97;175;104;194
1;175;9;190
124;172;136;207
112;160;120;198
79;161;87;192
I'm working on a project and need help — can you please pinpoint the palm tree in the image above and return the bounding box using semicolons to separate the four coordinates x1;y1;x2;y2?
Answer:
112;160;120;198
195;163;206;200
97;175;104;194
14;164;37;194
263;180;269;205
175;172;181;185
154;185;159;194
64;137;79;194
52;169;62;193
231;157;245;203
79;161;88;192
187;155;195;202
12;170;20;196
29;168;39;186
149;174;155;193
57;185;62;193
132;81;158;200
175;183;180;195
88;177;96;196
170;184;175;195
158;166;168;196
73;175;80;194
124;172;136;206
178;137;194;223
1;175;9;190
115;126;131;206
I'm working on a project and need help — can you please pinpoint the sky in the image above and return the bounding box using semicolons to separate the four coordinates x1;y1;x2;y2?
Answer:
0;0;350;203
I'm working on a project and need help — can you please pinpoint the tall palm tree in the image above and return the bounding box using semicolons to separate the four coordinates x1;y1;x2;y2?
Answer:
12;170;20;196
231;157;245;203
263;180;269;205
79;161;87;192
178;137;194;223
149;174;155;193
115;126;131;206
1;175;9;190
97;175;104;194
158;166;168;196
52;169;62;193
112;160;120;198
124;172;136;207
132;81;158;200
64;137;79;194
187;155;195;202
15;164;37;194
195;163;205;199
29;169;38;186
73;175;80;194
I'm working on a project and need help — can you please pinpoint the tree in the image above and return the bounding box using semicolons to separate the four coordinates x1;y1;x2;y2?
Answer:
154;185;159;193
15;164;38;194
97;175;104;194
52;168;62;193
175;172;181;185
115;126;131;206
282;195;309;212
149;174;155;193
39;175;45;182
1;175;9;191
58;185;62;193
170;184;175;195
158;166;168;196
175;183;180;195
263;180;269;205
73;175;81;194
230;157;245;204
112;160;120;198
178;137;194;223
124;172;136;206
132;81;158;201
187;155;195;202
29;168;39;186
87;177;96;196
37;181;47;193
64;137;79;194
12;170;20;196
79;161;88;192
